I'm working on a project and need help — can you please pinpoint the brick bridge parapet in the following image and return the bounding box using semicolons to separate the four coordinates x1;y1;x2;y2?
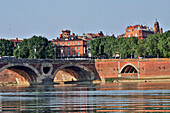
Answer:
95;58;170;79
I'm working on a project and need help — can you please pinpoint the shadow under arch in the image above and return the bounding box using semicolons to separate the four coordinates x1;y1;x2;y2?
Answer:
119;63;139;78
51;64;95;83
0;64;40;85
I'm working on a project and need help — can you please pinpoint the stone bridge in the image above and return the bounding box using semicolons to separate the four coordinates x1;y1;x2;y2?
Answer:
0;58;170;85
0;58;98;85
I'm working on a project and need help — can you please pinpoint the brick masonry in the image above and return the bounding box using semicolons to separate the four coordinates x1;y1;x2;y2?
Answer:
95;58;170;79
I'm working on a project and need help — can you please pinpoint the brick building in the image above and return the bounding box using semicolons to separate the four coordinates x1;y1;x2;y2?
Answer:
9;38;23;47
154;19;163;34
81;31;104;39
118;25;154;39
118;20;163;39
52;30;87;58
78;31;104;57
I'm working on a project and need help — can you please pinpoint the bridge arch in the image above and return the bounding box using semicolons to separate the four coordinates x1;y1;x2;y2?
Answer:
0;64;40;85
119;63;139;77
51;64;95;83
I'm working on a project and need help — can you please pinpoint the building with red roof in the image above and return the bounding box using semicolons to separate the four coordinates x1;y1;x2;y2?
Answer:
9;38;23;47
52;30;87;58
118;19;163;39
78;31;104;57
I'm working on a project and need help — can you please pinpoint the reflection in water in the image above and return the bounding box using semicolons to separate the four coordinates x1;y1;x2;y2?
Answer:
0;82;170;112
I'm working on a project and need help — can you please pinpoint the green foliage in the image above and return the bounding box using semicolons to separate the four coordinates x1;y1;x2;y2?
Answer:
90;31;170;58
0;39;14;56
158;33;168;57
90;37;106;57
136;39;147;58
146;34;160;57
104;37;116;58
105;78;115;82
13;35;58;59
90;36;116;58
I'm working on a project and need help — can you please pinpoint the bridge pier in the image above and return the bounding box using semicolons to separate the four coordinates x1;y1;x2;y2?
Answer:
37;75;54;84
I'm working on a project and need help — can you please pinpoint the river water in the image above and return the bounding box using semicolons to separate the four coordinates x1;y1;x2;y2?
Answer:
0;82;170;112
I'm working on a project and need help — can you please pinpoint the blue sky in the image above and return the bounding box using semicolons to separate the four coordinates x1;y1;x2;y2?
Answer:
0;0;169;40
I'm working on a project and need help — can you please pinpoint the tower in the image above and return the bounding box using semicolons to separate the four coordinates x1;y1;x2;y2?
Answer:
154;19;160;34
160;27;163;34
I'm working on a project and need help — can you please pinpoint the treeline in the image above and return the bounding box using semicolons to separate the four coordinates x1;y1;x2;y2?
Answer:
90;30;170;58
0;36;58;59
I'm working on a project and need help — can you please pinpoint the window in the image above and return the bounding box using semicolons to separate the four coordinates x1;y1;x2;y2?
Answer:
128;35;130;37
73;47;75;50
67;47;70;51
78;52;80;56
62;43;64;46
135;33;137;37
127;30;130;32
78;42;80;45
67;52;70;56
62;47;64;52
135;27;138;31
63;53;65;57
72;42;74;45
67;43;69;45
77;47;80;50
84;47;86;54
73;52;75;56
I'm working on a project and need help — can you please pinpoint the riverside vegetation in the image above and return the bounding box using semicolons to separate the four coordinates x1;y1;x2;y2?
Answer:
0;31;170;59
90;30;170;59
0;36;58;59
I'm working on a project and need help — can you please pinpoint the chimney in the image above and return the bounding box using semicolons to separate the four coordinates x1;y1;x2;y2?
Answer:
59;34;63;38
160;28;163;34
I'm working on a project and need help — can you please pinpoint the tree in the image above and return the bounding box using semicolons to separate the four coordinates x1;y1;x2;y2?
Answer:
13;35;58;59
158;33;168;57
146;34;160;57
104;37;116;58
158;30;170;58
90;31;170;59
0;39;14;56
167;37;170;57
119;38;130;58
136;39;147;58
90;38;105;57
129;37;138;58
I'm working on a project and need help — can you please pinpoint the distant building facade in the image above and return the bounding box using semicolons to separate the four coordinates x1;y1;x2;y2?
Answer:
118;19;163;39
125;25;154;39
78;31;104;57
118;25;154;39
52;30;87;58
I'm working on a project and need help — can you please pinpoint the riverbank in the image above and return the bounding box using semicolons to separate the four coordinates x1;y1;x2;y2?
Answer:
1;77;170;87
104;77;170;83
0;83;17;87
